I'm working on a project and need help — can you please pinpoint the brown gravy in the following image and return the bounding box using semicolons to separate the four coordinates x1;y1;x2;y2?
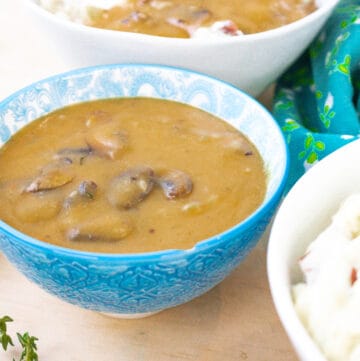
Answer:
0;98;266;253
87;0;317;38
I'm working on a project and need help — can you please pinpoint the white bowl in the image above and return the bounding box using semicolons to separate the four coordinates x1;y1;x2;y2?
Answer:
24;0;339;96
267;139;360;361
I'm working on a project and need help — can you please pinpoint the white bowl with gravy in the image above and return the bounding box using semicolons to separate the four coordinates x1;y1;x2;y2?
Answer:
25;0;339;96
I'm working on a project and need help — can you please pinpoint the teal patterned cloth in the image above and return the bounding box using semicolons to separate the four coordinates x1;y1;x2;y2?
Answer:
273;0;360;193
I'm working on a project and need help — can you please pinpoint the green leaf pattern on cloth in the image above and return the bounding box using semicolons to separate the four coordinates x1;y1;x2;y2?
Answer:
273;0;360;193
319;92;335;128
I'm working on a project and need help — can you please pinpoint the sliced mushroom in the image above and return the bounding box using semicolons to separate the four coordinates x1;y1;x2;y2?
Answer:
190;8;212;23
78;180;98;198
167;17;194;36
86;123;128;160
107;166;154;209
14;193;62;223
167;7;211;36
63;180;98;208
66;214;133;242
24;162;74;193
158;169;193;200
55;147;92;165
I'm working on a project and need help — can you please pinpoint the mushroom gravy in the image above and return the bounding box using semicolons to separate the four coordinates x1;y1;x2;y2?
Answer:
0;98;266;253
38;0;317;38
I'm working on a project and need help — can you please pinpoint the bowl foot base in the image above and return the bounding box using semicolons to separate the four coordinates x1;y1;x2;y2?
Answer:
100;310;162;319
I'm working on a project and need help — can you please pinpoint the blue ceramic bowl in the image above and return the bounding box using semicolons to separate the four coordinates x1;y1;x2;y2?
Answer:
0;64;288;317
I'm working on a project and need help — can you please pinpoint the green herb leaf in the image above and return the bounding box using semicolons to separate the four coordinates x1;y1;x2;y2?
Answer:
0;316;38;360
85;191;94;199
0;315;14;351
17;332;39;361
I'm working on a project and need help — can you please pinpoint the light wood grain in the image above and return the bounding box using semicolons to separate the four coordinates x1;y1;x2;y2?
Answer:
0;1;296;360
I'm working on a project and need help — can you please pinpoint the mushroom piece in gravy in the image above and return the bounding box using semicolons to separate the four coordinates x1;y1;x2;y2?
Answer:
24;160;75;193
66;214;133;242
107;166;155;209
86;122;129;160
63;180;98;208
158;169;193;200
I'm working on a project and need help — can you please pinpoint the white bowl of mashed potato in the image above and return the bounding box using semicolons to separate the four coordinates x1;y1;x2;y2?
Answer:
268;139;360;361
25;0;339;96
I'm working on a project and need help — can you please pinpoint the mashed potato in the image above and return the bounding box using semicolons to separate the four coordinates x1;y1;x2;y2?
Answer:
293;194;360;361
37;0;128;23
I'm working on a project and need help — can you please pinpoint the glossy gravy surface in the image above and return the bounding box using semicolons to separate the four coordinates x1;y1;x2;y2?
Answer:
0;98;266;253
88;0;317;38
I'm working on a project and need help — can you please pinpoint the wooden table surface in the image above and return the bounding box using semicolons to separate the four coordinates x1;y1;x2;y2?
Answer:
0;1;297;360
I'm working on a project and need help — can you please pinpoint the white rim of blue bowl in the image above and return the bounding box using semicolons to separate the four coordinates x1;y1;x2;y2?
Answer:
26;0;340;44
0;63;289;261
